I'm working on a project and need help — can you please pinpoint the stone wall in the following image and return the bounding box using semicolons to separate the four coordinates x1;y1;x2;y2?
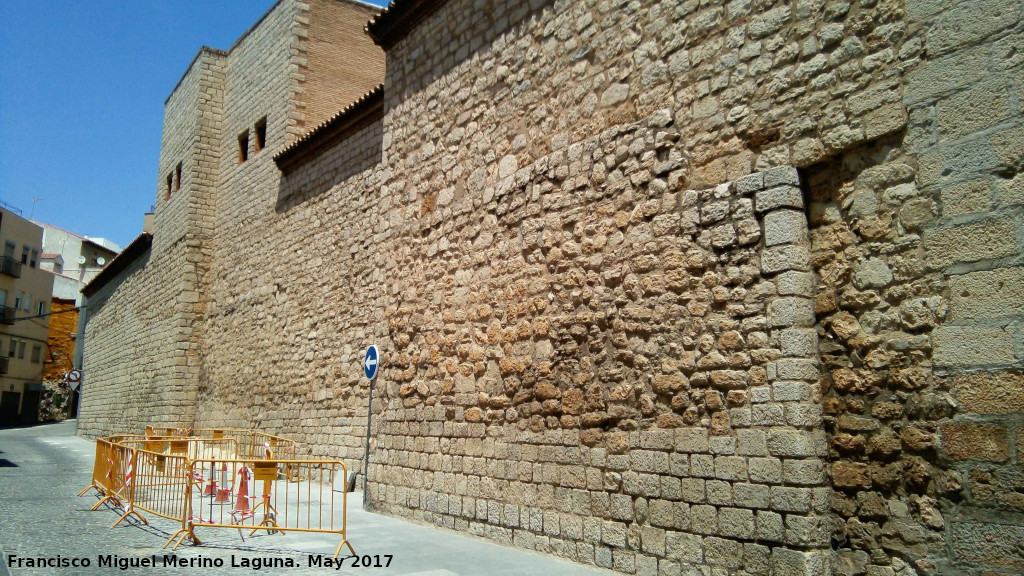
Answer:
78;0;1024;574
78;243;193;436
79;0;384;437
800;0;1024;574
371;156;837;573
902;2;1023;574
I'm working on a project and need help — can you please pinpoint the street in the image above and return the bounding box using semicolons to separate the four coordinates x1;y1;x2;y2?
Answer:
0;421;613;576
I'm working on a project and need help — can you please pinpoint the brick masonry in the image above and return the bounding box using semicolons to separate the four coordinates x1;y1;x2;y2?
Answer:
78;0;1024;574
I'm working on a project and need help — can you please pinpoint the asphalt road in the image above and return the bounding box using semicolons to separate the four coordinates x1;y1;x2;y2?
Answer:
0;421;614;576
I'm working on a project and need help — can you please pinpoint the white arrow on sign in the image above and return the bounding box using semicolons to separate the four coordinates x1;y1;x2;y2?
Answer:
363;345;380;380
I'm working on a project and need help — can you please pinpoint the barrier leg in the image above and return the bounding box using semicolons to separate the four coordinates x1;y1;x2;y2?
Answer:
334;538;355;559
168;526;201;550
247;481;284;536
90;494;121;511
248;493;285;536
78;483;103;497
112;506;147;528
163;531;183;549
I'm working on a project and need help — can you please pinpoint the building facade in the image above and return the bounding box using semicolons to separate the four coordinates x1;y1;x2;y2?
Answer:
0;206;54;426
80;0;1024;574
37;223;120;303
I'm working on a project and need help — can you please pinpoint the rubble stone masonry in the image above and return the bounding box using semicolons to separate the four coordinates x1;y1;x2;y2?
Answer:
79;0;1024;574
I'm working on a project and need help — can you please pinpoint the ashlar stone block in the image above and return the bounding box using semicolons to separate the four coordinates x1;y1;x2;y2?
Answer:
756;186;804;213
763;209;809;246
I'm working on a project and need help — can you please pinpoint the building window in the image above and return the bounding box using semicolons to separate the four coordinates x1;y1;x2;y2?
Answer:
17;340;25;359
22;293;29;311
254;117;267;153
175;162;182;192
36;301;45;316
7;339;15;358
167;172;173;199
20;246;29;264
30;250;37;268
31;344;41;364
238;130;250;163
14;292;22;309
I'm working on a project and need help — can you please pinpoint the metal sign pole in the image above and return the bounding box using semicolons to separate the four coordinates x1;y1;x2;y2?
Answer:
362;378;373;497
361;345;379;505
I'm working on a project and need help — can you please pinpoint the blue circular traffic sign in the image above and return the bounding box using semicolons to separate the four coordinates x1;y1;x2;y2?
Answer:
363;345;379;380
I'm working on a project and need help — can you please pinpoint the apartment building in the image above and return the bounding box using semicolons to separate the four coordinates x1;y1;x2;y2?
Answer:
37;223;120;303
0;206;54;426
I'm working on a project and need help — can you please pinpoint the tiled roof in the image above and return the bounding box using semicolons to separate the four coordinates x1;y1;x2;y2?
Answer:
366;0;448;49
81;233;153;298
273;85;385;172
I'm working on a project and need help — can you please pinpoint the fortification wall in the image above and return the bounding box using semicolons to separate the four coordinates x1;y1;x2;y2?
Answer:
199;115;384;459
79;0;385;440
78;0;1024;573
78;244;179;436
810;2;1024;574
79;47;226;437
195;0;370;440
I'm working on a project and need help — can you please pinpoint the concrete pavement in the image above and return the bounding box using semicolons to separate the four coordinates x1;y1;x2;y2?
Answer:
0;421;616;576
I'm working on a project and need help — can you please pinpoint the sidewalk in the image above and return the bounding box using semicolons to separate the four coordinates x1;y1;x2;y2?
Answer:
0;421;615;576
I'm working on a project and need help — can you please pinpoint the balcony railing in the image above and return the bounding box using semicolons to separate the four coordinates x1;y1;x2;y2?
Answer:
0;256;22;278
0;306;14;325
0;356;8;375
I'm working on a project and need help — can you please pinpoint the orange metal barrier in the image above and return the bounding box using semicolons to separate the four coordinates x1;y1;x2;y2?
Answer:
189;429;300;460
117;437;239;462
184;458;354;558
109;447;148;528
80;437;236;503
79;427;351;558
117;444;194;546
145;425;194;438
78;438;129;510
188;429;301;482
78;440;108;499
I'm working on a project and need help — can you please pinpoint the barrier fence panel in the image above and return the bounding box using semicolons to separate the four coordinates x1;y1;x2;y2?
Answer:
79;427;347;557
121;445;197;547
189;429;301;461
185;458;354;558
146;426;195;438
117;437;239;462
78;440;109;499
109;447;148;529
79;438;129;511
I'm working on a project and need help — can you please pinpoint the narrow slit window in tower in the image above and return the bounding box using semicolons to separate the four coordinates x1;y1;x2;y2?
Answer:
238;130;249;163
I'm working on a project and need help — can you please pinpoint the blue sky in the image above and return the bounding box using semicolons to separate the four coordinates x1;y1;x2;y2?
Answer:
0;0;388;249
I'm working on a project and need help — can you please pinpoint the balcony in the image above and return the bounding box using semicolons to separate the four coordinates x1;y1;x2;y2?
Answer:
0;356;8;375
0;256;22;278
0;306;14;325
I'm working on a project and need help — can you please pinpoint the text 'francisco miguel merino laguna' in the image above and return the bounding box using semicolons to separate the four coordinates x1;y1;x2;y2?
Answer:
4;554;384;570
